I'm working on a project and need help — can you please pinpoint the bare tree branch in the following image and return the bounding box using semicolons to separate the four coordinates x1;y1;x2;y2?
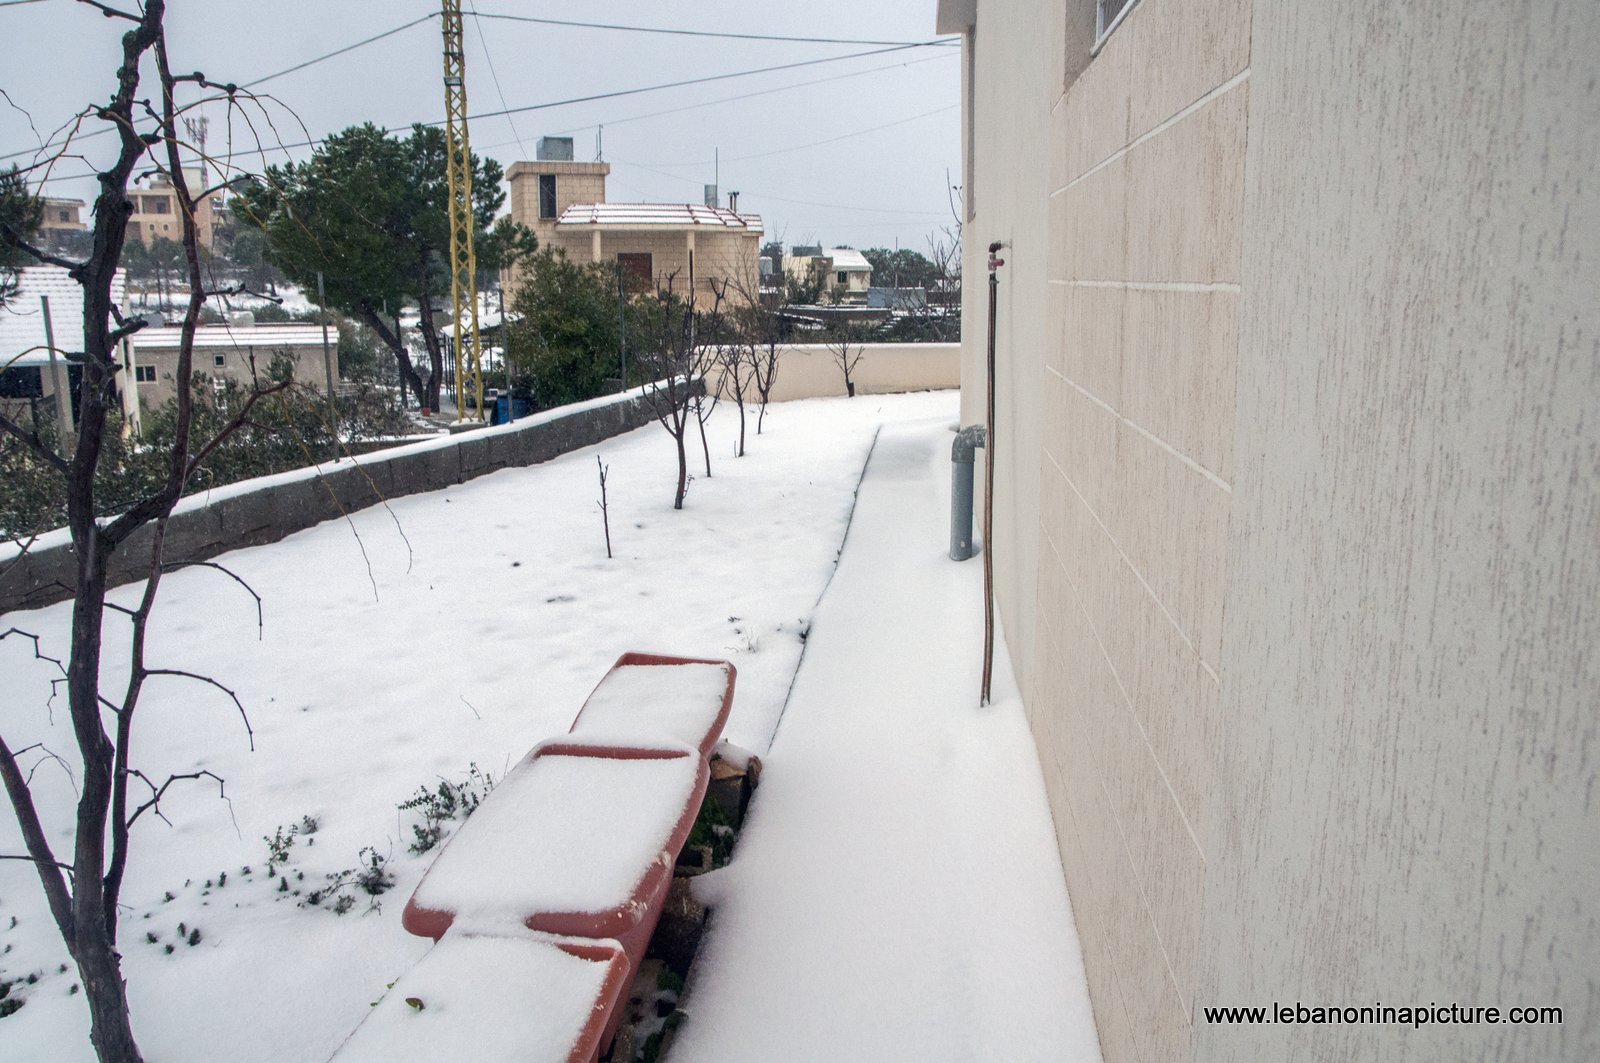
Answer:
142;669;255;750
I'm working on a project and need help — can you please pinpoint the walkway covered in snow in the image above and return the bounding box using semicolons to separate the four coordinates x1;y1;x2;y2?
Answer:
676;413;1103;1062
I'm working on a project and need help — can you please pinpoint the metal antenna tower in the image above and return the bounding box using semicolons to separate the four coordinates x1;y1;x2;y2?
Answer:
440;0;484;421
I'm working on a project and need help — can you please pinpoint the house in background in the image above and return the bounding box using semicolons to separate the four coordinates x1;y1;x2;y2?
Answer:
126;168;225;250
506;137;763;305
781;245;873;304
128;322;334;409
0;266;137;435
37;197;87;243
940;0;1599;1061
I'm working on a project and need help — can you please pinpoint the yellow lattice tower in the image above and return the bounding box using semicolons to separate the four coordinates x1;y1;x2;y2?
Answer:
440;0;483;421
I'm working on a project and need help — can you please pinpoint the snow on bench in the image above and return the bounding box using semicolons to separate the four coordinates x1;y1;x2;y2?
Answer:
567;652;737;759
329;933;628;1063
403;741;709;970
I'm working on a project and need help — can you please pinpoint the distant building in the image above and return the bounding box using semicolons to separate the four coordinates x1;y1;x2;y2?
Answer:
126;168;225;249
782;248;873;304
37;198;87;237
506;137;763;305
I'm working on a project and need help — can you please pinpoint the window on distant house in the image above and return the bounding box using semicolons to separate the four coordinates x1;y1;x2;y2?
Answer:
213;354;226;368
837;271;849;285
539;174;557;219
1095;0;1140;50
135;365;156;382
151;198;170;215
58;209;72;223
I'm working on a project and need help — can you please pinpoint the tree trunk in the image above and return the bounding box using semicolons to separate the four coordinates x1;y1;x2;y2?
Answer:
359;306;425;410
673;426;687;510
419;265;444;416
77;923;143;1063
697;402;712;478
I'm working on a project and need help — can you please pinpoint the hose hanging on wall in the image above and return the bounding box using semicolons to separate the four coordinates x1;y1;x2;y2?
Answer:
981;241;1006;705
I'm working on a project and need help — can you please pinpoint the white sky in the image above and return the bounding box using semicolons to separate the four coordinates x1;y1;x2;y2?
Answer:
0;0;962;254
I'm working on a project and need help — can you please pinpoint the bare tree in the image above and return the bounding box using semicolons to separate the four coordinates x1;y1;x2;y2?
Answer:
634;273;696;509
595;454;612;559
826;321;868;398
0;6;289;1059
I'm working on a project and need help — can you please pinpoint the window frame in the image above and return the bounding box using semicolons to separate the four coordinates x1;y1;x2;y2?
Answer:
1092;0;1141;54
538;174;557;220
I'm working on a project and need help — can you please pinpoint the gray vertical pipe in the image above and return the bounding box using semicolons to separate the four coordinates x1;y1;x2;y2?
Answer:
950;424;986;560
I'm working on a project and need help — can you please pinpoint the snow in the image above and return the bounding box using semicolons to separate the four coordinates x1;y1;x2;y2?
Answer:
568;660;733;754
409;748;699;922
0;387;1101;1062
330;932;621;1063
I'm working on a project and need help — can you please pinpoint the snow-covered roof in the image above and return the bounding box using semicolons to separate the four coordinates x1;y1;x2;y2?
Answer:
1;266;127;368
133;324;329;351
825;248;872;272
556;202;763;233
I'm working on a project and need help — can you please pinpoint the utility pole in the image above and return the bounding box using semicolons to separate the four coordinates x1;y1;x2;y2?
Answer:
41;295;73;460
440;0;484;422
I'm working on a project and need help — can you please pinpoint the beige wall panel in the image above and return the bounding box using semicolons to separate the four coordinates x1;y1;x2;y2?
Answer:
1122;0;1252;139
1045;372;1119;548
1109;420;1231;668
708;343;958;403
1055;35;1132;189
1052;158;1128;282
1122;82;1247;284
1056;282;1125;406
1197;3;1600;1061
1120;288;1237;482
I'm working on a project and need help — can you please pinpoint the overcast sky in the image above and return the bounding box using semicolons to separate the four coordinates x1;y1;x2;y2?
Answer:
1;0;961;254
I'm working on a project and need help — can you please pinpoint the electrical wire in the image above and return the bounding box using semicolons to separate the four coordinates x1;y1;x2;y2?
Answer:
465;11;958;49
465;1;529;160
628;105;956;168
0;12;437;164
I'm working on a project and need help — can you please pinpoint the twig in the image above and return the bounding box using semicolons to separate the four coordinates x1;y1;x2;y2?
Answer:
143;668;255;750
596;455;612;559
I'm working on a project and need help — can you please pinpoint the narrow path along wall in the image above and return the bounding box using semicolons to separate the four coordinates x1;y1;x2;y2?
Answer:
0;388;668;615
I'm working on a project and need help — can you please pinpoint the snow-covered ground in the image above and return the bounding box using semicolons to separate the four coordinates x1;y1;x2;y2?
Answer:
0;390;1098;1061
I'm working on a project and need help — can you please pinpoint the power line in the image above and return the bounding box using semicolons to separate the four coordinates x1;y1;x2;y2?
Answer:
465;11;959;49
630;105;957;168
463;42;940;123
543;53;954;140
241;13;437;89
466;1;529;160
0;12;437;164
613;158;949;218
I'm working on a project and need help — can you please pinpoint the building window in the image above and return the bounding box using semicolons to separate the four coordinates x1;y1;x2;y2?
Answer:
58;209;72;223
539;174;557;219
134;365;156;382
837;271;849;285
212;354;226;368
150;197;170;215
1095;0;1140;50
617;252;652;293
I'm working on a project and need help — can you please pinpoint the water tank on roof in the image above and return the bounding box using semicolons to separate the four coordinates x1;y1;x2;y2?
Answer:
537;137;574;161
227;310;255;328
704;184;719;208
